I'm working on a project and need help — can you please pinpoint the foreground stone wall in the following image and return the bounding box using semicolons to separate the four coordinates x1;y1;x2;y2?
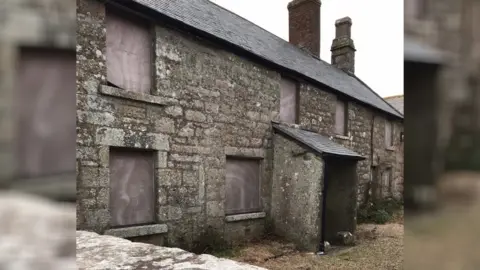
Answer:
77;0;403;249
77;230;266;270
271;134;323;251
0;192;76;270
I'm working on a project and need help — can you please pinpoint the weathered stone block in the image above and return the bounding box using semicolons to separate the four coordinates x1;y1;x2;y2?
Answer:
78;111;115;126
158;187;168;206
206;201;224;217
170;154;201;163
185;110;206;122
157;169;182;186
205;103;219;113
165;106;183;117
79;166;100;187
183;170;198;186
156;151;168;168
96;127;125;146
117;104;146;119
155;117;176;133
96;188;109;208
158;206;183;221
206;184;225;201
84;209;110;231
246;111;260;121
120;118;149;132
178;123;195;137
147;133;170;150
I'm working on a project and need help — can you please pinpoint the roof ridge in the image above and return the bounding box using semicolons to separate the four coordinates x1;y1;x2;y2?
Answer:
384;94;404;99
207;1;288;45
345;72;404;117
130;0;403;119
206;1;402;119
206;0;335;67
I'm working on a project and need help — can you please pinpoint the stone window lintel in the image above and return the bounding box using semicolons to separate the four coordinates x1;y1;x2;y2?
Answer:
225;212;266;222
224;147;265;158
99;85;173;106
104;224;168;238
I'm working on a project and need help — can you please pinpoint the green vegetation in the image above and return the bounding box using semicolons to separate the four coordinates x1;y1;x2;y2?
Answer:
191;226;231;255
357;198;403;224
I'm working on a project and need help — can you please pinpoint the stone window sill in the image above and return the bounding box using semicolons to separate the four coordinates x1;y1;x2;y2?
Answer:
224;147;265;158
335;135;350;140
104;224;168;238
386;147;395;151
225;212;266;222
99;85;170;106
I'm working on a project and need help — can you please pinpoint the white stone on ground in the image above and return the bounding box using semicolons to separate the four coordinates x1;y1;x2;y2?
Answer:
0;192;76;270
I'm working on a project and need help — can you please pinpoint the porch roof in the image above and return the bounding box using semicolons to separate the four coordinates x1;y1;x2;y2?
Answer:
273;123;365;160
404;37;445;65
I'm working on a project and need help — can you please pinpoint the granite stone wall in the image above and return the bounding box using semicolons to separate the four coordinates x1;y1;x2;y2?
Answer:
77;0;403;249
271;134;323;251
299;84;404;202
77;0;276;249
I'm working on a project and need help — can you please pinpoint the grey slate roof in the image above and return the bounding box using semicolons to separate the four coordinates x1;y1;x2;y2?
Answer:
272;123;364;160
405;37;445;65
384;95;404;115
131;0;403;119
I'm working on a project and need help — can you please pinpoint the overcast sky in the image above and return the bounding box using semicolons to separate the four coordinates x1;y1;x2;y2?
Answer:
210;0;404;98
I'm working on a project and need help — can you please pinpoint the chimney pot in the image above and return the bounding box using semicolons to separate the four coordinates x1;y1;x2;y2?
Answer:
335;17;352;38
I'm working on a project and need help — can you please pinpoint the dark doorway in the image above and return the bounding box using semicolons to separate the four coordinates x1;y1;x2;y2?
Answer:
404;61;440;211
322;157;358;245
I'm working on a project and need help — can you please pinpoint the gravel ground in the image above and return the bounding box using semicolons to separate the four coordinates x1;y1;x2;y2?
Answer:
405;172;480;269
229;222;403;270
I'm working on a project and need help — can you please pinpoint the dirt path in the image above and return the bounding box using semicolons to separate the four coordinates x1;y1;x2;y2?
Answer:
228;223;403;270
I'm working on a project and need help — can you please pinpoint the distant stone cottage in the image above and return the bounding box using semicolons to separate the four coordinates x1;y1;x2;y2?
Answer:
77;0;404;252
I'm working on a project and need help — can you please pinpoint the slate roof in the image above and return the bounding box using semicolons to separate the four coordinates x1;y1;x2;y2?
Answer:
129;0;403;119
273;123;365;160
384;95;404;115
405;37;444;65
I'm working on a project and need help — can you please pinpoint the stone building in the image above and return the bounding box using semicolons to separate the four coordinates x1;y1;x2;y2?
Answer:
77;0;403;252
0;0;76;200
385;95;404;115
405;0;480;209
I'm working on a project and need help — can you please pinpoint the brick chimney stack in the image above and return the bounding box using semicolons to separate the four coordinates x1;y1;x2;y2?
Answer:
331;17;356;73
287;0;321;57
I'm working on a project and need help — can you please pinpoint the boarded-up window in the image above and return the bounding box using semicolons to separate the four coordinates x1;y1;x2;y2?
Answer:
385;120;394;147
335;100;348;135
14;48;76;179
109;148;155;227
225;158;261;215
106;8;152;93
279;79;298;123
382;168;393;196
